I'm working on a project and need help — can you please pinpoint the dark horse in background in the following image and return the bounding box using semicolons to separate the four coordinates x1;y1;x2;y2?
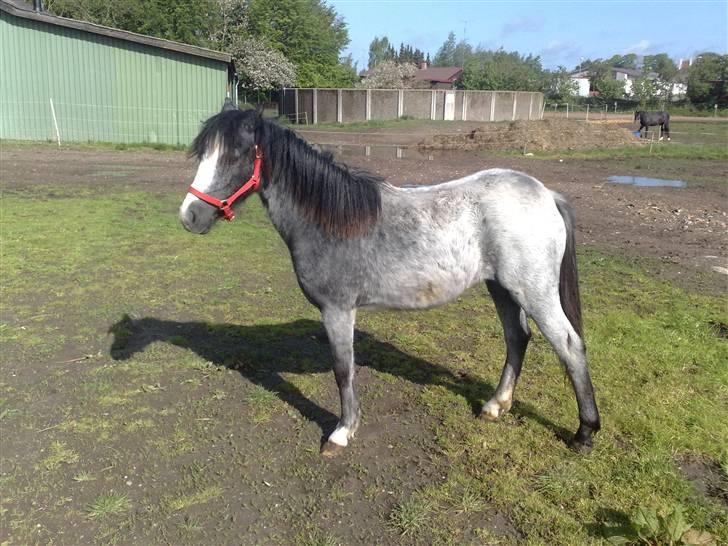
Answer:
177;103;601;457
634;110;670;140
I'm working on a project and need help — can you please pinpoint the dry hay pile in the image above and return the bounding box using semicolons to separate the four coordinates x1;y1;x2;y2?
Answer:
419;119;641;152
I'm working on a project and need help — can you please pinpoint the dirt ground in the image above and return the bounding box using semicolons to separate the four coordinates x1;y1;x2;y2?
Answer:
1;128;727;544
3;131;725;293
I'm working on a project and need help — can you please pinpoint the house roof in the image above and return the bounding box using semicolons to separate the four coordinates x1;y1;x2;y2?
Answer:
0;0;232;64
570;67;661;80
612;67;660;79
414;67;463;83
569;70;590;78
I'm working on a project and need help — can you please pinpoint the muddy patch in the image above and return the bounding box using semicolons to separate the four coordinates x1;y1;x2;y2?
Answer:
419;119;640;152
677;454;728;506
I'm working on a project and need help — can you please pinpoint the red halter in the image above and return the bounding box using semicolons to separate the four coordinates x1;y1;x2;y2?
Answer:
187;145;263;221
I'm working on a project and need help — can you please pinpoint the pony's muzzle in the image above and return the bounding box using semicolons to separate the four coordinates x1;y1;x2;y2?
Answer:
179;200;214;234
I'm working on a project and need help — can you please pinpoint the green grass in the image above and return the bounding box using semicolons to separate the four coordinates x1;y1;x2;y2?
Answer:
0;138;187;152
519;142;728;161
1;183;726;544
40;441;79;471
85;493;131;519
389;496;434;537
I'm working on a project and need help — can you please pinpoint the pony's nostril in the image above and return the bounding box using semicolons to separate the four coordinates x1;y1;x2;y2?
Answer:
188;210;196;224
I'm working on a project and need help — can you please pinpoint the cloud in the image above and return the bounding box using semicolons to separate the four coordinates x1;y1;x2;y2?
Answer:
539;40;583;69
501;16;544;37
623;39;651;54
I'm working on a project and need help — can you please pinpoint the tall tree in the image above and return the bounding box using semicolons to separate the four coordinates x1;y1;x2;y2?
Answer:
642;53;678;80
452;40;473;67
547;67;579;101
631;76;658;106
605;54;638;69
368;36;395;69
687;52;728;107
46;0;218;47
208;0;296;91
433;31;457;66
246;0;354;87
460;48;546;91
592;76;625;103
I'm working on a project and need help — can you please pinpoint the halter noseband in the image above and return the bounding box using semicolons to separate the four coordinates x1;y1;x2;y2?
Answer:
187;145;263;221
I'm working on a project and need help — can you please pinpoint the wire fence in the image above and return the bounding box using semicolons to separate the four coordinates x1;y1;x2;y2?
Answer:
541;102;728;146
544;102;727;121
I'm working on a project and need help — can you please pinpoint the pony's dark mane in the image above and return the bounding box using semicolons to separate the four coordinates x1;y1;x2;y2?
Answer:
190;110;382;238
256;117;383;238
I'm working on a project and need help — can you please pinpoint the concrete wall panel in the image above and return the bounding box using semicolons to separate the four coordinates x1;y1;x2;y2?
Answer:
370;90;398;120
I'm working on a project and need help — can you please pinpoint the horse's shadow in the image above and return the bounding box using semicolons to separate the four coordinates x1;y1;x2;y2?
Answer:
109;315;571;444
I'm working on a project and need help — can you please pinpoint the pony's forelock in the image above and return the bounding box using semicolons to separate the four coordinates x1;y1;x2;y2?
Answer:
190;110;256;165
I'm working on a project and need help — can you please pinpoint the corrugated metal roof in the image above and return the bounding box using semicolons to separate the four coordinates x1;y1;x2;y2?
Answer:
0;0;232;64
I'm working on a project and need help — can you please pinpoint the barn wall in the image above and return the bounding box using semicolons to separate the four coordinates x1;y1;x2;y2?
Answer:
0;10;229;144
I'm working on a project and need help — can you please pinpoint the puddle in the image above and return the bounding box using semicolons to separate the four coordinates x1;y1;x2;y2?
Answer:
607;175;687;188
320;144;437;161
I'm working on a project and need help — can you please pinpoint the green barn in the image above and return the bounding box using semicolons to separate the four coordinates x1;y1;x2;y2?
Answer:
0;0;234;145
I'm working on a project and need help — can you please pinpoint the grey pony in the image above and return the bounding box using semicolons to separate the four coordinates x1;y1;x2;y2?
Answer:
179;105;601;456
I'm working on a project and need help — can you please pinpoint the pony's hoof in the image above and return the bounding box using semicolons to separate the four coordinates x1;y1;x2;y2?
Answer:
479;411;500;422
479;399;510;421
567;436;593;454
320;441;346;458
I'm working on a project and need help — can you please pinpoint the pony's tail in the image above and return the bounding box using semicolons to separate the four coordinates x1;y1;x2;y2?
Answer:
552;192;583;338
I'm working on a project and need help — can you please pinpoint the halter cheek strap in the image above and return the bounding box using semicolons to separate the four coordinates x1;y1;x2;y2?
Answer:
187;146;263;221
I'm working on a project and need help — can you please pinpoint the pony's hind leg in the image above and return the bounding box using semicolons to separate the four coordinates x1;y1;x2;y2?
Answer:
320;307;361;457
480;280;531;421
529;303;601;452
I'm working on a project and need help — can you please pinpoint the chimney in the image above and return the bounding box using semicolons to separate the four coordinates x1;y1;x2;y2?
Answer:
419;61;428;70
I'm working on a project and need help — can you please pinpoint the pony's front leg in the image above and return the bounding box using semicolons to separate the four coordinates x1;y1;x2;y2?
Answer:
320;307;360;457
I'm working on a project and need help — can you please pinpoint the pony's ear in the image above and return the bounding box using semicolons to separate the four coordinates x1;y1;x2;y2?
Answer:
222;98;238;112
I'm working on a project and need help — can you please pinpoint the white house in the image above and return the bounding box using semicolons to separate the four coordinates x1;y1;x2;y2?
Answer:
569;70;591;97
570;66;684;100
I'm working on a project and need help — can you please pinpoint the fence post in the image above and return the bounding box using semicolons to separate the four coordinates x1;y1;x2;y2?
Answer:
528;93;533;120
337;89;343;124
462;91;468;121
586;104;590;121
490;92;496;121
366;89;371;121
294;88;299;124
312;88;318;125
398;89;404;118
430;90;436;120
566;103;569;119
512;93;518;121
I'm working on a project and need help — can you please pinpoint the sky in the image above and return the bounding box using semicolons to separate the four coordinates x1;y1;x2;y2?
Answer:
330;0;728;71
